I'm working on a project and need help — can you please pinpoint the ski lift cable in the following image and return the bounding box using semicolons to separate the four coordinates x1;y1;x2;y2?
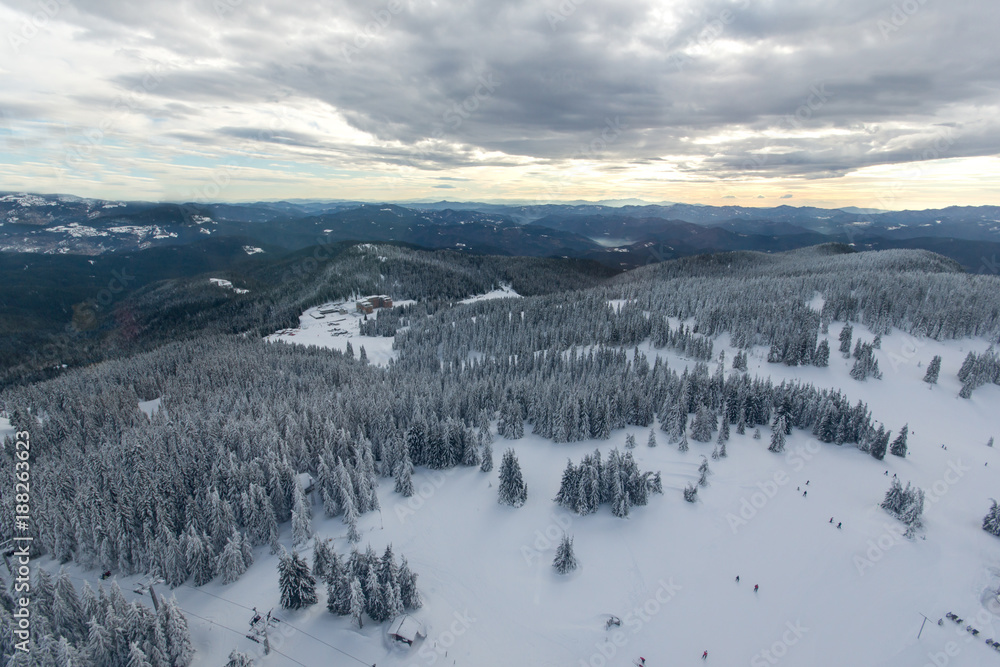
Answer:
182;583;373;667
176;605;311;667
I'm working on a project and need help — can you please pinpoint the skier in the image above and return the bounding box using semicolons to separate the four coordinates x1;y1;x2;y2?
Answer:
803;491;807;497
829;517;833;523
805;480;810;485
837;522;842;529
754;584;759;593
735;575;740;583
702;650;709;659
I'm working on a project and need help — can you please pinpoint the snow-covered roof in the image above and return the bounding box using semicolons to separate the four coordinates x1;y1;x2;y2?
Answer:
388;615;424;642
295;472;314;492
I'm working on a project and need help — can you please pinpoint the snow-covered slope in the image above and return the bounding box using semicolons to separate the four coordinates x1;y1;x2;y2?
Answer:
39;323;1000;667
264;299;414;367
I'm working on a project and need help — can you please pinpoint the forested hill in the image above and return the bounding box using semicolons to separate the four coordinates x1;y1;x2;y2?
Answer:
3;243;1000;665
0;242;617;389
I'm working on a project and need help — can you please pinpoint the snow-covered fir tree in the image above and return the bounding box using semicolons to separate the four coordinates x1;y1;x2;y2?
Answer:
225;650;255;667
769;416;787;453
683;483;698;503
839;323;853;357
278;550;317;609
498;449;528;507
553;534;578;574
889;424;908;457
291;482;313;547
924;355;942;384
983;500;1000;537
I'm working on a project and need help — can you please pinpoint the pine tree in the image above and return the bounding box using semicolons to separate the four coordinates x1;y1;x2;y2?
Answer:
647;428;657;448
158;596;194;667
678;430;689;452
683;483;698;503
480;439;494;472
327;570;352;616
698;456;710;487
983;500;1000;537
359;345;368;364
870;424;889;460
889;424;908;457
717;417;730;445
814;339;830;367
924;355;942;384
498;449;528;508
690;406;714;442
625;433;636;449
126;641;152;667
553;535;578;574
291;482;313;547
278;550;318;609
225;650;255;667
839;323;853;357
394;457;414;497
217;530;249;585
312;539;333;584
769;416;787;453
398;557;422;610
349;576;365;628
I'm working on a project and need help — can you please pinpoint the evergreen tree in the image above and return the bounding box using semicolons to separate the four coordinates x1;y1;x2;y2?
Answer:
683;483;698;503
158;596;194;667
479;438;494;472
690;406;714;442
398;557;422;610
983;500;1000;537
625;433;636;449
769;416;787;453
225;650;255;667
217;530;249;585
278;550;317;610
647;428;657;448
889;424;908;457
814;339;830;367
497;449;528;508
291;482;313;547
394;457;414;497
327;571;352;616
678;430;689;452
717;417;730;445
126;641;153;667
553;535;578;574
312;539;333;584
839;323;853;357
923;355;942;384
870;424;890;460
349;577;365;628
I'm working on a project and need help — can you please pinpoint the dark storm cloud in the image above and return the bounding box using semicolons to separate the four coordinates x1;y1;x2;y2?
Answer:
7;0;1000;179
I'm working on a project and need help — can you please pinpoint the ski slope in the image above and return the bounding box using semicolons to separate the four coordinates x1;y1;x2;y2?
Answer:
40;323;1000;667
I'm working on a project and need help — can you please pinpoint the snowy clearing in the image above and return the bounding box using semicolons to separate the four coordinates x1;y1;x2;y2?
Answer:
459;283;521;304
264;301;405;366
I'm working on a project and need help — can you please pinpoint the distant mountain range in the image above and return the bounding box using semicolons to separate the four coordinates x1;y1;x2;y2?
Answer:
2;192;999;273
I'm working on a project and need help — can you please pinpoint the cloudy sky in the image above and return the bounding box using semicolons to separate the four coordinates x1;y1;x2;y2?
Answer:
1;0;999;208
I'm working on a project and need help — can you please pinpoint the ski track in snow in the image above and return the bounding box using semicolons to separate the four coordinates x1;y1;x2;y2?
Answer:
37;321;1000;667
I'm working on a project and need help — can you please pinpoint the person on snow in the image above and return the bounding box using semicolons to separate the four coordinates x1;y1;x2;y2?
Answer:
837;522;842;529
829;517;833;523
735;575;740;583
702;650;709;659
754;584;759;593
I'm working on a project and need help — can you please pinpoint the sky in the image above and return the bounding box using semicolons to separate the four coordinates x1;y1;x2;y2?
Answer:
1;0;999;209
